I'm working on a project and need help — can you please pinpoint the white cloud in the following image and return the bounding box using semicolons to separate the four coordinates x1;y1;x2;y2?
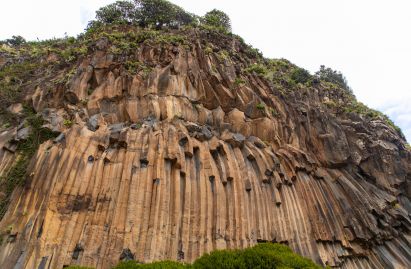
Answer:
1;0;410;141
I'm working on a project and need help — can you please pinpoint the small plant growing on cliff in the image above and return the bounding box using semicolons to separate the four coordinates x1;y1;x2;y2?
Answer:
234;77;245;87
0;113;58;219
64;265;93;269
111;243;321;268
291;67;311;84
204;45;213;55
2;122;11;129
217;49;229;62
269;107;279;117
256;103;265;110
245;64;267;76
63;119;73;127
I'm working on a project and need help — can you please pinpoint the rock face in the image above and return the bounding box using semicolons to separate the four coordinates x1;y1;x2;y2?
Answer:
0;28;410;269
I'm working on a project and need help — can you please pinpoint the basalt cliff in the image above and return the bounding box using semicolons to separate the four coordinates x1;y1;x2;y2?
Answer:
0;25;410;269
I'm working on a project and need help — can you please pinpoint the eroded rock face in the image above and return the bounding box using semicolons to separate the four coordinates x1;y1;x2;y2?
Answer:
0;30;410;269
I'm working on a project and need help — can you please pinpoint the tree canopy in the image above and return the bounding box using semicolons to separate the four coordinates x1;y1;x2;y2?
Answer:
90;0;231;32
95;1;137;24
92;0;197;29
315;65;351;92
202;9;232;32
0;35;26;46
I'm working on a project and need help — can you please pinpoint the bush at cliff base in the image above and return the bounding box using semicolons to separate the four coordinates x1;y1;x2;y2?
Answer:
110;243;322;269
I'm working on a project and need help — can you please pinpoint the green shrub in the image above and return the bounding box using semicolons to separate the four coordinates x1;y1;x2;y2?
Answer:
204;46;213;55
124;60;152;78
56;243;322;269
217;50;229;62
202;9;231;32
63;119;73;127
95;1;137;24
193;249;241;269
245;64;267;76
291;67;311;84
64;265;93;269
315;65;351;92
193;243;321;269
0;62;39;117
343;100;402;135
234;77;245;87
2;35;26;46
0;112;58;219
256;103;265;110
269;107;279;117
91;0;195;29
113;260;187;269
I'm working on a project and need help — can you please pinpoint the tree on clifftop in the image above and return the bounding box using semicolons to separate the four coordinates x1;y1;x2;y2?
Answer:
90;0;234;32
92;0;196;29
135;0;195;28
202;9;232;32
315;65;351;92
95;0;137;24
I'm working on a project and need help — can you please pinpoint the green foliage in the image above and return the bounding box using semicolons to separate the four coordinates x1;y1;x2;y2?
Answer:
193;243;321;269
63;119;73;127
256;103;265;110
52;66;77;87
315;65;351;92
2;122;11;128
113;260;187;269
64;265;93;269
216;50;229;62
202;9;231;32
0;112;58;219
0;62;38;116
204;46;213;55
290;67;311;84
91;0;195;29
245;46;263;60
96;1;137;24
48;243;322;269
110;243;321;269
322;99;337;109
1;35;26;46
92;28;188;57
136;0;195;28
245;64;267;76
234;77;245;87
342;100;402;134
269;107;279;117
124;60;152;76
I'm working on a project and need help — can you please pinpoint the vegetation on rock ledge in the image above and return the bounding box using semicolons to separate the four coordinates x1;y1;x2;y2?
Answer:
64;243;322;269
0;110;58;219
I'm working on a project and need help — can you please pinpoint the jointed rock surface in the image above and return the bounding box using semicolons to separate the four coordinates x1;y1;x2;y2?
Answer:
0;27;410;269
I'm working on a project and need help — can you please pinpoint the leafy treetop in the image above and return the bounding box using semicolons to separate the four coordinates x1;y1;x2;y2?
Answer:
315;65;351;92
202;9;232;32
0;35;26;46
92;0;196;29
95;1;137;24
90;0;231;32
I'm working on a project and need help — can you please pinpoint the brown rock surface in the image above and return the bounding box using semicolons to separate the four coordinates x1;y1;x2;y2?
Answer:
0;27;410;269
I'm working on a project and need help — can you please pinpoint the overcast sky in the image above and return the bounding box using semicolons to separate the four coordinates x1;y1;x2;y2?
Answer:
1;0;410;141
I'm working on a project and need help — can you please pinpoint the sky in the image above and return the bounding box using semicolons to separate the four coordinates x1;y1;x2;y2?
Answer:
1;0;410;141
